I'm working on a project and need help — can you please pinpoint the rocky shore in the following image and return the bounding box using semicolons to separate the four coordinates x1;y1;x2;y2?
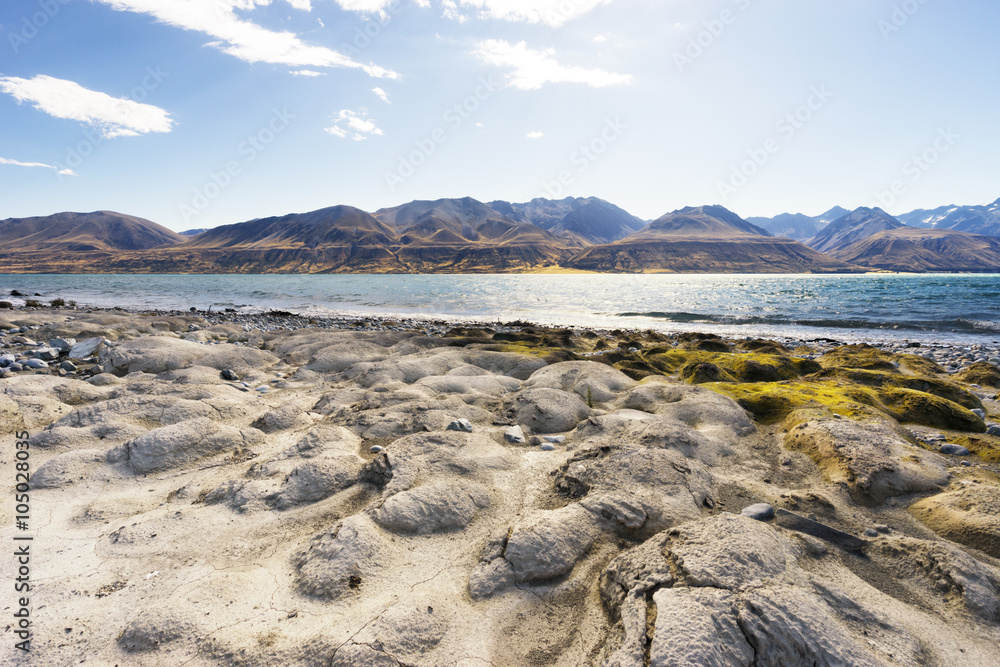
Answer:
2;305;1000;665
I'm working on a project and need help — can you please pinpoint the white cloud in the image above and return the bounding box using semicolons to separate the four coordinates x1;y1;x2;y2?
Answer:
0;75;173;138
593;34;607;43
291;69;325;76
526;131;543;139
372;86;390;103
94;0;398;78
473;40;632;90
325;108;383;141
453;0;613;27
286;0;312;10
0;156;76;176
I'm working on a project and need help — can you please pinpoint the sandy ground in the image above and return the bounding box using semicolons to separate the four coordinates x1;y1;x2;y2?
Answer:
1;307;1000;666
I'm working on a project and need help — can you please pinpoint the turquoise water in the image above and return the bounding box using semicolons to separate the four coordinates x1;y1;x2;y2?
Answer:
2;273;999;345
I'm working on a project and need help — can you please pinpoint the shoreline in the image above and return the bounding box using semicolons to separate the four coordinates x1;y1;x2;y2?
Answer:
2;303;999;376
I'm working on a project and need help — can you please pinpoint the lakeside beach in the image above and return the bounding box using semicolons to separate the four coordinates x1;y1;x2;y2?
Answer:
2;303;999;664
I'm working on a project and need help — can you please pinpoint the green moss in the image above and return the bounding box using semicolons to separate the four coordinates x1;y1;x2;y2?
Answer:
878;388;986;433
678;361;736;384
818;344;898;372
897;353;946;376
810;367;982;410
953;362;1000;388
706;380;882;424
647;349;819;384
951;434;1000;464
736;339;791;355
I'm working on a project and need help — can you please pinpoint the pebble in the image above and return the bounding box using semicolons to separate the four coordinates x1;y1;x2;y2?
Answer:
255;386;270;393
961;461;972;467
9;363;23;372
370;445;384;454
543;436;566;444
0;354;14;367
740;503;775;521
220;369;240;381
24;359;48;369
446;418;474;433
539;443;556;451
863;528;879;538
504;425;526;444
971;408;986;420
939;444;971;456
874;524;891;533
987;425;1000;437
59;361;77;372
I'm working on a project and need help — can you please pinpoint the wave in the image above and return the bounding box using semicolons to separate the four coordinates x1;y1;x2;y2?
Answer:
617;311;1000;334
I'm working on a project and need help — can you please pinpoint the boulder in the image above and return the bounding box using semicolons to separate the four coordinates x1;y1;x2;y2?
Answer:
375;481;490;534
271;456;362;509
507;387;592;434
117;418;264;473
503;505;598;583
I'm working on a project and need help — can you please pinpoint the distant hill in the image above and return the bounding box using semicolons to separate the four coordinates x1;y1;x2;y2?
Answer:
490;197;643;245
805;207;904;254
0;211;184;251
832;228;1000;272
567;205;857;273
896;198;1000;237
815;206;850;225
746;213;819;241
180;228;209;237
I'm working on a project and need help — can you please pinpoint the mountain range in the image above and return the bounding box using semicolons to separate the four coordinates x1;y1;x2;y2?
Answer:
2;196;999;274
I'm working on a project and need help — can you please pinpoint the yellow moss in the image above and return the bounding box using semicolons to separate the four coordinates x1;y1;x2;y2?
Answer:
810;367;982;410
951;434;1000;464
818;345;899;371
646;349;820;383
897;353;946;376
953;362;1000;388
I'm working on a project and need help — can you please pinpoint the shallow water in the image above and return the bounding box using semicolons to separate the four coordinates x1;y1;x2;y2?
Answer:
2;273;1000;345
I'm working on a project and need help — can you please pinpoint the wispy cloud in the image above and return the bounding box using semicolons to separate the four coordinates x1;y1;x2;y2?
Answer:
325;108;383;141
372;86;390;103
474;40;632;90
0;156;76;176
94;0;398;78
451;0;613;27
291;69;325;76
526;131;543;139
0;75;173;138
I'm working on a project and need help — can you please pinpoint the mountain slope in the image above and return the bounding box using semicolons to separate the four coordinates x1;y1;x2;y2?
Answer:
832;228;1000;272
805;207;904;254
567;205;856;273
897;198;1000;237
489;197;644;244
0;211;185;251
746;212;820;241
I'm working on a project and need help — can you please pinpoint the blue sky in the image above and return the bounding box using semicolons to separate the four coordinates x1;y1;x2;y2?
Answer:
0;0;998;232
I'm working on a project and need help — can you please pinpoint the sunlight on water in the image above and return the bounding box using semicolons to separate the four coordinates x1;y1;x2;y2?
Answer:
2;273;999;345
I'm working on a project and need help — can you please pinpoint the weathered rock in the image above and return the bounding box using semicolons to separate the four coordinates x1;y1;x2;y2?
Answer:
503;505;598;583
117;611;194;653
508;387;592;434
910;485;1000;558
117;418;264;473
24;358;48;369
784;415;949;506
48;337;75;352
650;588;754;667
774;509;866;551
271;456;362;509
34;346;60;361
376;481;490;534
446;418;474;432
939;443;971;456
31;449;104;488
525;361;636;403
295;514;391;598
504;425;526;444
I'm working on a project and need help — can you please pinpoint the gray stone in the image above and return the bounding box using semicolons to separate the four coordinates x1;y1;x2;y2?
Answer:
119;418;264;473
987;425;1000;437
68;337;104;360
48;337;75;352
971;408;987;420
220;369;239;381
24;358;48;369
543;435;566;443
0;353;14;367
375;482;490;534
34;347;60;361
504;505;597;583
272;457;361;509
446;418;473;433
940;443;971;456
774;509;866;551
741;503;775;521
9;363;23;372
504;425;526;444
540;443;555;451
370;445;384;453
59;360;77;372
864;528;879;537
508;387;591;434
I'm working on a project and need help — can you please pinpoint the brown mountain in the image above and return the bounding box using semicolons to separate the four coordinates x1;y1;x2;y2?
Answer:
567;205;858;273
374;197;569;272
805;207;904;254
0;210;184;251
831;228;1000;272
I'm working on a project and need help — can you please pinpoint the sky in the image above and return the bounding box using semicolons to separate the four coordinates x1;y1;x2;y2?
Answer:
0;0;998;232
